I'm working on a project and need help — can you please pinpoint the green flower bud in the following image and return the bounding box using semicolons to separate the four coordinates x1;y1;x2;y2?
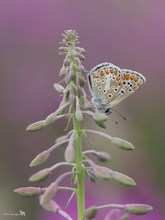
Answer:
76;47;86;53
29;168;51;182
60;65;68;76
44;112;57;126
64;145;75;163
40;182;58;205
111;137;135;150
85;206;97;219
120;214;129;220
125;204;153;215
75;110;83;121
26;120;44;132
40;200;60;213
14;187;42;197
53;83;64;93
112;171;136;186
58;46;68;53
30;151;50;167
93;165;113;180
93;112;108;129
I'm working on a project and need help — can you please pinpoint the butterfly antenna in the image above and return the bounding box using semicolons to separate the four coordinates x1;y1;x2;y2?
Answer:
111;108;127;121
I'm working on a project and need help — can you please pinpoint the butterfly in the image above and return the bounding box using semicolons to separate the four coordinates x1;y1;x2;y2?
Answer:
88;62;146;114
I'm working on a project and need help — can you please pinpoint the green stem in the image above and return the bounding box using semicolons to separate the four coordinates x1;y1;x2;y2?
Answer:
73;113;85;220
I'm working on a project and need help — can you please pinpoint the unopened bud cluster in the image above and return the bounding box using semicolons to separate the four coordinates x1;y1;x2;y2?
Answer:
14;30;152;220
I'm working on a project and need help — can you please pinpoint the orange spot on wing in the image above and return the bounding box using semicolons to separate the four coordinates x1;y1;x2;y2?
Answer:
134;77;139;82
130;75;135;80
100;71;105;76
124;74;130;80
116;77;120;81
137;82;141;87
110;69;114;73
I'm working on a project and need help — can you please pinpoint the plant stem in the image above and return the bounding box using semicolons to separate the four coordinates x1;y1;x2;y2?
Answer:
73;113;85;220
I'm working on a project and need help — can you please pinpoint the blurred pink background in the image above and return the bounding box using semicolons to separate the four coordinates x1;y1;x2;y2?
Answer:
0;1;165;219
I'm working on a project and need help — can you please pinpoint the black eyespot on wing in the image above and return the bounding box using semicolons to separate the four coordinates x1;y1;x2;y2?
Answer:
88;75;92;90
104;108;112;115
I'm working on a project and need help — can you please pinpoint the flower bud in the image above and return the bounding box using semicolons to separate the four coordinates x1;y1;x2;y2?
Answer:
119;214;129;220
63;54;70;66
76;57;86;74
97;152;111;162
93;112;108;128
84;97;93;109
76;47;86;53
53;83;64;93
65;145;75;163
76;85;82;97
68;63;74;82
29;168;51;182
87;169;97;182
125;204;153;215
79;76;86;87
64;68;74;83
44;112;57;126
111;137;135;150
40;182;58;205
77;53;85;61
55;135;68;143
112;171;136;186
104;209;120;220
58;46;68;53
92;165;113;180
85;206;97;219
30;151;50;167
14;187;42;197
26;120;44;132
60;65;68;76
40;200;60;213
75;96;83;121
75;110;83;122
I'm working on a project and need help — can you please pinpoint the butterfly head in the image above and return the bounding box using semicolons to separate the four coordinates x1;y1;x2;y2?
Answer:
91;97;112;115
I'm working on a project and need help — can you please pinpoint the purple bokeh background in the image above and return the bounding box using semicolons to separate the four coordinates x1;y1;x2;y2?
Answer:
1;1;165;219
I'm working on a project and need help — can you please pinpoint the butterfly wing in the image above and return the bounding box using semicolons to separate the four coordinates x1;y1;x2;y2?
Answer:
88;63;146;111
109;69;146;107
88;63;123;107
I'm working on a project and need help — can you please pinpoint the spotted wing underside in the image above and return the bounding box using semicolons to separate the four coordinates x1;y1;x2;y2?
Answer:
88;62;146;109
